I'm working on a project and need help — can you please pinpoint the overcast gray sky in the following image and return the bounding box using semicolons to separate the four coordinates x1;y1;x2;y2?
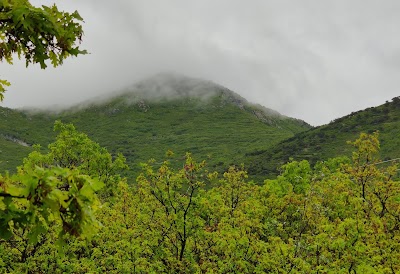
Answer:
1;0;399;126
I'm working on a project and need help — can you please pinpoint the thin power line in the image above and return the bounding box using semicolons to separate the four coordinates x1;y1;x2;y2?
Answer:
374;158;400;165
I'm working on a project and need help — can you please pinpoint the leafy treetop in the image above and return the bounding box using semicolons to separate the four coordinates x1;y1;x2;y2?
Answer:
0;121;126;242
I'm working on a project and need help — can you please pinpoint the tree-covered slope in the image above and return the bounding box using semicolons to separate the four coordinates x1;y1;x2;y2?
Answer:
0;74;310;178
0;107;56;172
247;96;400;178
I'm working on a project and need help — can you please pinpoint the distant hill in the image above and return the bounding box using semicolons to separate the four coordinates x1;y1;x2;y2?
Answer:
0;74;310;180
246;96;400;178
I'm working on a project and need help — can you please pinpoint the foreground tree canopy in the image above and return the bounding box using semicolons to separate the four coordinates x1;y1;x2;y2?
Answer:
1;129;399;273
0;0;86;100
0;121;126;243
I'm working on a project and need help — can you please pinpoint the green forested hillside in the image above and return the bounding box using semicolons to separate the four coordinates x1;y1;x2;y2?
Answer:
247;96;400;178
0;75;310;178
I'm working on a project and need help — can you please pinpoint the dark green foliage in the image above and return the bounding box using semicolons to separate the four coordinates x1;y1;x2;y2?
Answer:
0;0;86;68
247;96;400;179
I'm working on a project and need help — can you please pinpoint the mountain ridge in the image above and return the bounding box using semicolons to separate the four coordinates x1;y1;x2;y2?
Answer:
65;73;308;123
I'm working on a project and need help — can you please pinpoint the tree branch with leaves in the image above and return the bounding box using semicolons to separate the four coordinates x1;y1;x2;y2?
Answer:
0;0;87;100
